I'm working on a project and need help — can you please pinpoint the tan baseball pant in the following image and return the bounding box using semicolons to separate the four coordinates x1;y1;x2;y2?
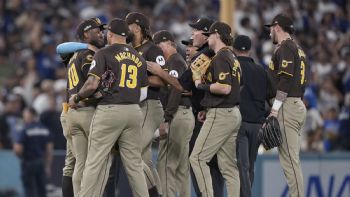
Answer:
141;99;164;192
278;97;306;197
190;107;241;197
66;107;95;196
78;104;148;197
60;111;75;177
157;106;195;197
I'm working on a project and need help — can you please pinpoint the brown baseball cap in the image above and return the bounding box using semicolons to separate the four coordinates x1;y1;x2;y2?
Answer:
153;30;175;44
264;14;294;34
125;12;150;29
107;18;129;37
76;18;106;39
181;38;193;46
233;35;251;51
202;21;232;37
189;17;214;32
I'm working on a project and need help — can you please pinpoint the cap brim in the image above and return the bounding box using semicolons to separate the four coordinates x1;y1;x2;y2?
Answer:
264;24;273;28
202;32;212;36
189;23;199;29
181;40;190;46
99;24;107;30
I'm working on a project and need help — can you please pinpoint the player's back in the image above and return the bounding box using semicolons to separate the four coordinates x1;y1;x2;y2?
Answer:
91;43;148;105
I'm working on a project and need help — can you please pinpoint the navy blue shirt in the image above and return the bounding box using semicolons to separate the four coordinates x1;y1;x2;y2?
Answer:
239;56;268;124
16;122;52;160
339;107;350;150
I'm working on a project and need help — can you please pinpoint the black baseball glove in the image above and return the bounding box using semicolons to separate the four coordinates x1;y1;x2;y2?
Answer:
93;70;116;99
259;116;283;150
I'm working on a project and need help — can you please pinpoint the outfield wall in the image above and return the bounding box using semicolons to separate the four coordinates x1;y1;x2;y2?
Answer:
1;151;349;197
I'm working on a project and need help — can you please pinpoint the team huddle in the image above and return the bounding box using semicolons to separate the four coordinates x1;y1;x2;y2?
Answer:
57;12;308;197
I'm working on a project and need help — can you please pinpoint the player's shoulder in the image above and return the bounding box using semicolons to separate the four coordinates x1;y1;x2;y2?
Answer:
77;49;94;58
169;53;186;67
170;53;185;62
94;46;110;56
278;39;298;54
214;47;235;61
78;49;94;62
147;42;163;54
220;47;235;56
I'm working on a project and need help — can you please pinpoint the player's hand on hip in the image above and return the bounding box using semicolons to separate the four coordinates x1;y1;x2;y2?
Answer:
159;122;169;140
197;110;206;122
68;95;78;109
268;109;278;118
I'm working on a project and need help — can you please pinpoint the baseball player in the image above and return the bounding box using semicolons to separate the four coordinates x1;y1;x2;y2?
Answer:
71;18;149;197
59;53;75;197
187;17;224;197
189;21;242;197
232;35;269;197
65;18;105;196
56;30;155;196
153;30;195;197
124;12;166;195
145;18;225;197
265;14;308;197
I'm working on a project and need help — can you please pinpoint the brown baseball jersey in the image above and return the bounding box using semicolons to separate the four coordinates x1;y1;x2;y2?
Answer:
67;50;94;98
135;40;166;100
268;39;308;97
88;43;148;105
200;47;241;108
161;53;188;122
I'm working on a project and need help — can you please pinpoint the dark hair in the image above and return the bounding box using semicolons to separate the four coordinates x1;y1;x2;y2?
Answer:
141;26;152;41
25;107;38;116
220;34;233;46
280;26;294;35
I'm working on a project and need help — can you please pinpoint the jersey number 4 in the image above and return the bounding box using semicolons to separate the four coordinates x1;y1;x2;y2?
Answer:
119;64;137;88
68;63;79;90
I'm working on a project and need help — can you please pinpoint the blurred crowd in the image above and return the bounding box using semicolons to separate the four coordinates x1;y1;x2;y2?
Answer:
0;0;349;153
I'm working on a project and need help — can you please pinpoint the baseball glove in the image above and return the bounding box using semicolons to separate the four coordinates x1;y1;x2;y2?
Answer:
259;116;283;150
93;70;116;99
190;53;211;81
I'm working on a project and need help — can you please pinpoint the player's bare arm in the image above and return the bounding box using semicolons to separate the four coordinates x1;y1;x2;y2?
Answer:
147;61;184;92
68;75;100;108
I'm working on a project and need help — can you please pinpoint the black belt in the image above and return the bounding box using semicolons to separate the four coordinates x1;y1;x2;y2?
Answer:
180;97;191;107
179;105;191;109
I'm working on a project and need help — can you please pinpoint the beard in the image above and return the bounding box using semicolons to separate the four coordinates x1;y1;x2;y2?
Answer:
90;38;106;49
272;36;278;45
271;30;278;45
126;32;135;44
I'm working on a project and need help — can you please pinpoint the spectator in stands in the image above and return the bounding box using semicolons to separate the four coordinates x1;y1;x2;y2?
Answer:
0;94;24;149
323;107;340;151
302;88;324;152
338;93;350;151
40;96;66;150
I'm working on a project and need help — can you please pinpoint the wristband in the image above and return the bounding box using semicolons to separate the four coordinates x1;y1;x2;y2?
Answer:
154;129;160;138
272;99;283;111
74;94;83;104
197;83;210;92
